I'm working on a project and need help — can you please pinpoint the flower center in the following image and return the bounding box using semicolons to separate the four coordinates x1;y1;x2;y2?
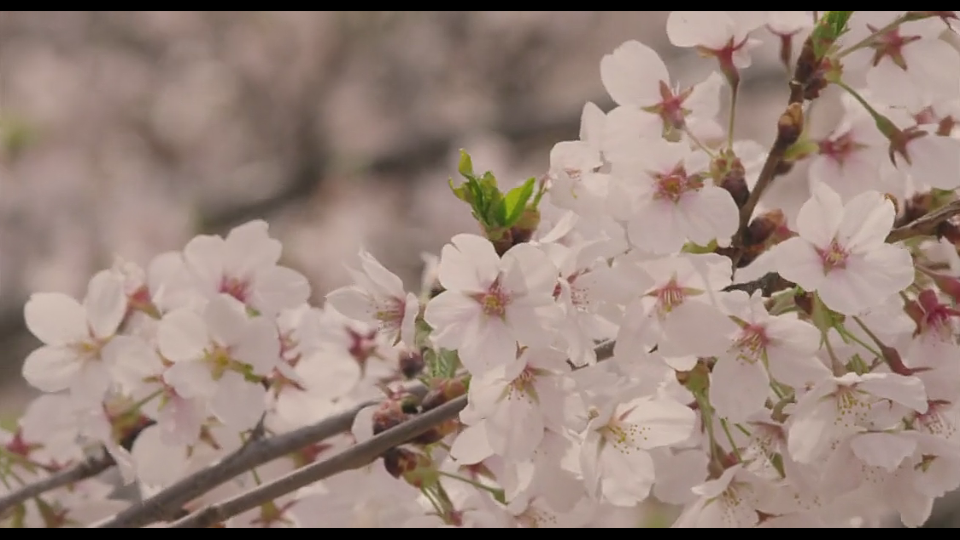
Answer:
648;277;696;318
818;131;866;167
816;240;849;273
652;164;702;203
734;324;768;363
475;279;510;319
219;275;251;303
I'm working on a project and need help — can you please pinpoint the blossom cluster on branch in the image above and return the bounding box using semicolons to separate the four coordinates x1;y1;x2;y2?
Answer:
2;10;960;528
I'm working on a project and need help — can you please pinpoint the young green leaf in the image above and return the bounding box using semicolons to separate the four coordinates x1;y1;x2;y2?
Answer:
501;177;536;227
457;149;475;179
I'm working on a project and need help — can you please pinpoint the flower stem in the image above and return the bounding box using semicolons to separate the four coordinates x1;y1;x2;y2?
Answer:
719;418;743;463
837;324;883;359
727;80;740;150
437;471;506;504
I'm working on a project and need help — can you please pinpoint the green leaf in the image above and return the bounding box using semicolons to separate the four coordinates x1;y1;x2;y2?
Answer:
811;11;854;58
449;178;471;204
825;11;854;36
501;177;536;227
457;149;475;179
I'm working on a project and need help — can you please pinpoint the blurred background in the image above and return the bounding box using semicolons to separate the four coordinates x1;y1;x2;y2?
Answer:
0;11;800;412
1;11;957;526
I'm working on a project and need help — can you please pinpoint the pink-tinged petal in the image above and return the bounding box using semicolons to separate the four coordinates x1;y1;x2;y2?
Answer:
601;107;662;164
234;316;280;375
157;309;208;362
223;220;281;275
324;286;373;323
24;292;88;346
84;271;128;339
796;182;844;247
485;396;544;461
437;235;496;293
450;233;501;281
22;345;81;392
102;336;163;394
449;423;494;465
667;11;734;49
628;199;684;254
652;449;710;505
858;373;928;413
836;191;895;251
210;372;266;431
501;243;559;300
620;397;697;449
685;71;725;118
400;292;419;347
772;237;826;292
253;266;311;315
906;134;960;191
460;316;518;373
132;425;186;486
72;361;112;405
710;356;769;422
507;303;561;349
660;301;738;358
163;360;217;399
359;250;405;298
599;445;655;505
599;40;669;108
295;351;362;400
182;234;225;289
678;186;739;248
580;101;606;143
787;400;837;463
423;291;482;348
817;268;879;315
205;294;250;348
850;433;916;472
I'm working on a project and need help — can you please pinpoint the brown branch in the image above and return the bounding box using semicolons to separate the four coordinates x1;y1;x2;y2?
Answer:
167;394;468;529
94;388;424;529
0;452;116;516
98;342;614;528
886;199;960;243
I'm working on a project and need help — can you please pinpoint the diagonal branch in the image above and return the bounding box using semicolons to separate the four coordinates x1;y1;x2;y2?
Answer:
167;394;469;529
0;452;116;516
92;390;423;529
886;199;960;243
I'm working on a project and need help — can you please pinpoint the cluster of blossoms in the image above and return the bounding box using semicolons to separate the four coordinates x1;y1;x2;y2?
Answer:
2;10;960;528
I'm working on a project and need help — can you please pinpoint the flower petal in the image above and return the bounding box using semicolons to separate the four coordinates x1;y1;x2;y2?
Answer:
22;345;81;393
24;293;88;346
84;270;128;339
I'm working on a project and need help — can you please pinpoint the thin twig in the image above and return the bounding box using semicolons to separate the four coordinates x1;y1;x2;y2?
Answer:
0;452;116;515
168;394;469;528
93;389;424;529
886;199;960;243
117;342;614;528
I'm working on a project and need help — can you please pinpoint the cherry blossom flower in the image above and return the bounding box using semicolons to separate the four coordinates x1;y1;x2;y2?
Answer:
325;249;419;347
163;220;311;316
22;269;129;403
424;234;561;373
609;139;739;254
599;40;725;155
787;372;928;464
770;183;915;315
157;294;280;432
579;389;697;506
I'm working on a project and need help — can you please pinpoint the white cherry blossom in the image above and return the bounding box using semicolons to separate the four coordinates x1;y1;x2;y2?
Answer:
770;183;915;315
425;234;561;373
